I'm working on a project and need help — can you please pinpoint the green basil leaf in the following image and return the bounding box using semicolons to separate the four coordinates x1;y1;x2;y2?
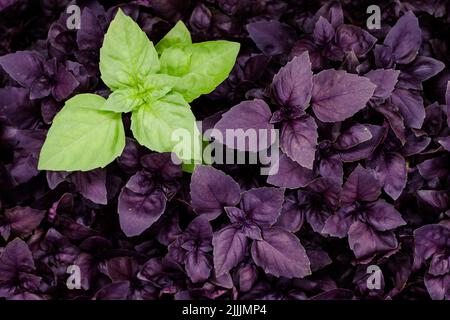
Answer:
100;9;160;90
103;74;180;113
160;41;240;102
155;20;192;55
104;88;143;113
131;92;202;161
38;94;125;171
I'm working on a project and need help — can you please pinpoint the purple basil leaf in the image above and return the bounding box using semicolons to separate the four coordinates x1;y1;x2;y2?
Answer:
390;88;425;129
311;69;376;122
414;224;450;264
399;56;445;88
0;87;40;129
0;51;43;87
280;115;318;169
364;200;406;231
348;221;398;260
424;274;450;300
334;124;373;150
272;52;312;110
322;204;355;237
373;103;406;144
1;206;45;240
185;216;213;242
240;187;285;227
185;250;212;283
417;191;449;211
341;165;381;204
251;227;311;278
266;153;315;189
214;99;274;152
71;169;107;205
118;188;167;237
438;136;450;152
369;152;408;200
365;69;400;100
212;226;247;276
335;25;377;57
428;253;450;276
94;281;130;300
275;193;304;232
140;153;182;180
383;11;421;65
52;66;79;101
190;165;240;220
313;17;334;46
374;44;394;68
314;0;343;29
338;124;387;162
77;7;105;51
319;155;343;182
417;155;449;180
246;20;296;56
0;238;36;283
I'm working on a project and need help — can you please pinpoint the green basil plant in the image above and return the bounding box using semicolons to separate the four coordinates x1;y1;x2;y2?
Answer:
38;9;240;171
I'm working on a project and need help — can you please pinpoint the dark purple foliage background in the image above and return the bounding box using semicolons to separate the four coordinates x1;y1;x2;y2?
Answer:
0;0;450;300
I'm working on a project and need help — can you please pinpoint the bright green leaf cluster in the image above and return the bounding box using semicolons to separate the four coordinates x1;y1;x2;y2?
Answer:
38;9;240;172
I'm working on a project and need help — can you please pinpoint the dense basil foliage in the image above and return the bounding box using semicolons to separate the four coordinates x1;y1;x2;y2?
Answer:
0;0;449;300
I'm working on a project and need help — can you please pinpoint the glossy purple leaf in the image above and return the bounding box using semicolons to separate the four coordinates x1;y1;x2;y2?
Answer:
214;99;275;152
118;188;167;237
383;11;421;64
251;227;311;278
364;200;406;231
185;250;212;283
272;52;312;110
0;51;43;87
190;166;241;220
335;25;377;57
313;17;334;46
369;152;407;200
141;153;182;180
266;153;315;189
365;69;400;100
338;124;387;162
314;0;343;29
322;205;356;237
240;187;285;227
334;124;373;150
1;206;45;240
424;274;450;300
399;56;445;88
390;88;425;129
275;193;304;232
280;115;318;169
71;169;107;205
348;221;398;259
417;191;449;211
311;69;376;122
341;165;381;204
213;226;247;276
414;224;450;263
